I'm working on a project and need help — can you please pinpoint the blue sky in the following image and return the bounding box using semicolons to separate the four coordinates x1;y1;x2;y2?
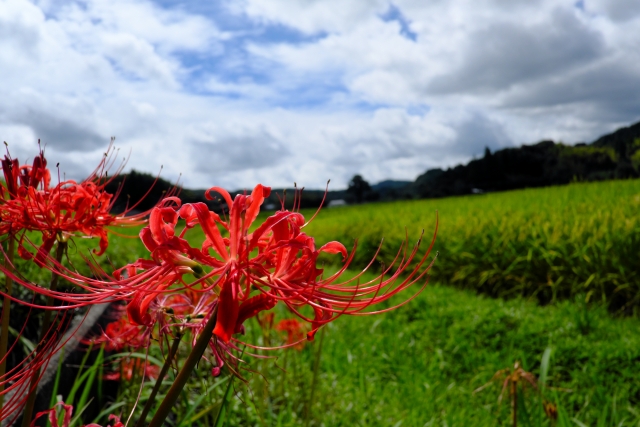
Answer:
2;0;640;189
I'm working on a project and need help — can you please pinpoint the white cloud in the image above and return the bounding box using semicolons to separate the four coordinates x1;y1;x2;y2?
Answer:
587;0;640;22
235;0;388;34
1;0;639;192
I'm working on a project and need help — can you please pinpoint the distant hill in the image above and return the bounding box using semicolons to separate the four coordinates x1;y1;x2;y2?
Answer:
107;120;640;211
372;180;412;190
403;120;640;199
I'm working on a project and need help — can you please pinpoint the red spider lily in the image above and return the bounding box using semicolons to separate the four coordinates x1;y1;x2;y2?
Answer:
104;357;160;382
116;185;288;340
86;314;147;352
0;142;177;264
0;143;181;310
118;183;437;347
31;402;123;427
1;148;50;201
275;319;307;350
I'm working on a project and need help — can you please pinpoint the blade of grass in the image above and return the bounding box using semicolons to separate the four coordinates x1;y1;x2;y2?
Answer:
305;326;326;426
134;332;184;427
65;343;94;406
49;347;65;409
539;348;552;388
70;398;94;427
75;346;104;422
179;377;230;427
213;347;246;427
97;344;104;408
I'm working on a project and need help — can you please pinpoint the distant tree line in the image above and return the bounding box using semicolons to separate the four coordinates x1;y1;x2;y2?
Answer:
104;171;225;214
107;120;640;211
405;121;640;199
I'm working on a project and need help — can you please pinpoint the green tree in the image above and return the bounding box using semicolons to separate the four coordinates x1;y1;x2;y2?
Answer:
347;174;371;204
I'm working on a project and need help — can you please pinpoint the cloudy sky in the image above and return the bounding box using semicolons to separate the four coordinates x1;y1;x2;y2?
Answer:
2;0;640;190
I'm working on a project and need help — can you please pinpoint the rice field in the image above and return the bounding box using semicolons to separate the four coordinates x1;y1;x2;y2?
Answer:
305;178;640;312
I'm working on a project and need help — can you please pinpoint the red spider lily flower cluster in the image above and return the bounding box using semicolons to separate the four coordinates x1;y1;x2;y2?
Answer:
86;311;147;352
0;141;176;264
0;144;180;311
31;402;123;427
113;184;437;364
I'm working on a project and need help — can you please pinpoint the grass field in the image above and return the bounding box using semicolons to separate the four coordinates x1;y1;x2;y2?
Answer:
8;179;640;426
231;276;640;426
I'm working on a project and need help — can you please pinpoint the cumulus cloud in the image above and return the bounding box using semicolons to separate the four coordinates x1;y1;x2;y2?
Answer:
191;123;289;174
236;0;388;34
1;0;640;190
428;8;605;94
587;0;640;22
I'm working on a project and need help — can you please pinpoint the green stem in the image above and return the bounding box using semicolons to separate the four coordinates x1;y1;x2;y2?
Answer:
305;326;326;426
512;381;517;427
134;330;184;427
148;306;218;427
21;240;67;426
213;366;235;427
0;235;16;409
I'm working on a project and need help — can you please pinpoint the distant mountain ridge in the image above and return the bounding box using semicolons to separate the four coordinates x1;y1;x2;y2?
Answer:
403;120;640;199
108;120;640;211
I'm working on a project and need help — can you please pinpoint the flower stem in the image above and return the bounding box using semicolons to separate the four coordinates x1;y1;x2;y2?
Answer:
21;240;67;426
134;330;184;427
148;306;218;427
305;326;326;426
0;235;16;409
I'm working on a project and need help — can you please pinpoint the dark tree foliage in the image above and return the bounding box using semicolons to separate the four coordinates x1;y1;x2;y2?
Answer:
346;175;375;204
104;170;177;214
104;170;226;214
403;120;640;200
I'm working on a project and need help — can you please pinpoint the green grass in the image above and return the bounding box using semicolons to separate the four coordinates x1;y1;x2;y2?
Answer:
225;274;640;426
74;279;640;426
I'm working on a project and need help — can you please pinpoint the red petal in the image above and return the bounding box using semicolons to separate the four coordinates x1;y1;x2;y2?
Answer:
243;184;271;233
318;241;348;261
206;186;233;210
235;293;276;332
139;227;159;253
93;229;109;256
213;277;240;342
307;302;332;341
249;211;304;248
180;203;228;261
34;235;56;267
228;195;245;259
